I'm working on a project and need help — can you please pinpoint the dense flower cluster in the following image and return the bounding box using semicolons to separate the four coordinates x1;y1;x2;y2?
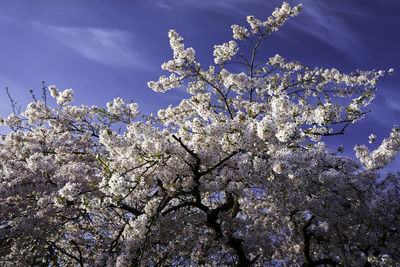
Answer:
213;40;238;64
1;2;399;266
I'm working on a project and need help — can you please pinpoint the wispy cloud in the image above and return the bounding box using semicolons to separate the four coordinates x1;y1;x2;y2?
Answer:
34;23;146;68
156;0;363;58
155;0;257;14
293;2;362;58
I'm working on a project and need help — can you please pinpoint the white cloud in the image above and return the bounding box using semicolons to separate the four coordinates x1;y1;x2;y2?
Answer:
34;23;145;68
155;0;256;14
294;2;362;56
156;0;362;57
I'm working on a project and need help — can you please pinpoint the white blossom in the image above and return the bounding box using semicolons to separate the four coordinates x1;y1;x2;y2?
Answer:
369;133;377;144
0;3;398;267
56;89;74;105
231;24;249;39
213;40;238;64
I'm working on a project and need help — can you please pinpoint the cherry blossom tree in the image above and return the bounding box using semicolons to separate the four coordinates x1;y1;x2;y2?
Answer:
1;2;399;266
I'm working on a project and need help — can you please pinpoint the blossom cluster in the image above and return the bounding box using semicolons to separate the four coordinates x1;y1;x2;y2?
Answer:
213;40;238;64
1;2;399;266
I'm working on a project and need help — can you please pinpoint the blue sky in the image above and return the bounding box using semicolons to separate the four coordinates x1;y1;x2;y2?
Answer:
0;0;399;174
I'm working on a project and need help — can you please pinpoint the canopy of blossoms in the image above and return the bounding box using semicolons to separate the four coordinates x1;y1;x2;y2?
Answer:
1;2;399;266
